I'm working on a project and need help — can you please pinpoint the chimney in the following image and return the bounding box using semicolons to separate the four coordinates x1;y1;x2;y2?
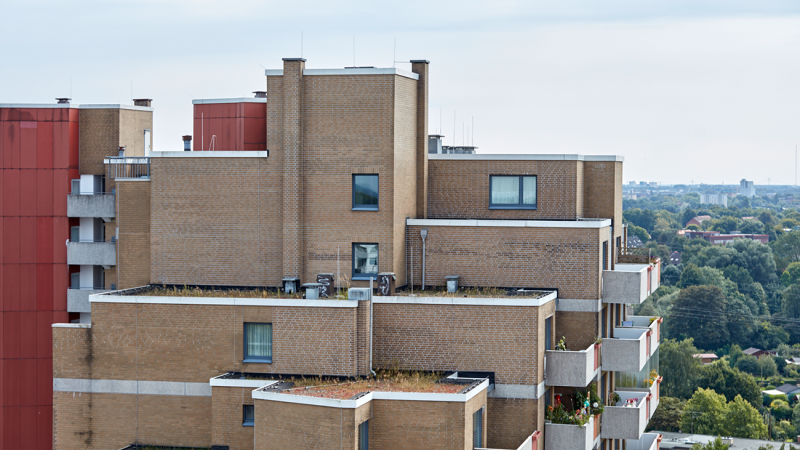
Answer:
56;98;71;104
182;135;192;151
118;146;126;157
253;91;267;99
133;98;152;107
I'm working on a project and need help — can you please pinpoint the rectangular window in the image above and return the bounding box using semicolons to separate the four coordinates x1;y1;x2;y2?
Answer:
473;407;483;449
359;420;369;450
489;175;537;209
242;404;254;427
545;316;552;350
353;174;379;210
603;241;609;271
353;243;379;279
70;226;80;243
244;323;272;363
70;273;80;290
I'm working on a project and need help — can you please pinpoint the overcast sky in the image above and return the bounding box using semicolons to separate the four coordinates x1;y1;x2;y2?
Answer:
2;0;799;185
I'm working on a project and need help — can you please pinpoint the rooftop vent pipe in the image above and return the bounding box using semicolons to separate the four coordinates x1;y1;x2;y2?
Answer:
420;228;428;290
253;91;267;99
133;98;152;107
56;98;71;104
182;135;192;151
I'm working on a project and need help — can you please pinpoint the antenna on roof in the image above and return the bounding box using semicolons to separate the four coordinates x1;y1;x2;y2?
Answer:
439;108;442;135
353;36;356;67
472;116;474;146
393;38;396;68
301;31;304;58
453;111;456;147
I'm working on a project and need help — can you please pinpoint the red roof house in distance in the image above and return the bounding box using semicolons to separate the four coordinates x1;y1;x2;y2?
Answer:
192;93;266;151
693;353;719;365
743;347;776;358
686;215;712;228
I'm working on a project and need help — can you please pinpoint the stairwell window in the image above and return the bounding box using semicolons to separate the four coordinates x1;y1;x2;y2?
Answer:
489;175;537;209
244;323;272;363
242;404;254;427
353;243;379;280
353;174;379;210
359;420;369;450
473;407;484;448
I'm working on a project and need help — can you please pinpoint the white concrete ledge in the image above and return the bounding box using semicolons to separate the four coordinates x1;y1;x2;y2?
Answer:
406;218;611;229
52;323;91;328
91;292;358;308
192;98;267;104
53;378;212;396
0;103;152;111
429;154;623;162
252;379;488;408
210;376;277;388
265;68;419;80
78;104;153;111
149;151;269;158
373;291;556;307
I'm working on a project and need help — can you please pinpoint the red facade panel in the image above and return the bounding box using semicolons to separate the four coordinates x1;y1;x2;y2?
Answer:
52;122;68;169
68;120;79;167
3;168;20;216
36;217;53;263
36;264;53;312
19;217;37;264
3;217;20;264
36;314;51;359
20;405;36;448
8;121;21;168
3;265;20;312
52;217;68;264
52;311;68;324
52;264;67;312
37;121;54;169
19;264;37;312
244;102;267;118
19;168;37;216
37;170;54;216
19;312;36;360
20;359;36;405
20;125;37;169
68;108;79;122
36;358;53;405
3;312;19;359
3;404;20;450
37;405;53;449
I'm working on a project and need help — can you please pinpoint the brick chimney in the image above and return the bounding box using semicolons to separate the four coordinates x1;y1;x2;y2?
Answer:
133;99;152;107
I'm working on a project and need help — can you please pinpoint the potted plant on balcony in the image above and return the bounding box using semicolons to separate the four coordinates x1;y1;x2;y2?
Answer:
555;336;568;351
608;391;621;406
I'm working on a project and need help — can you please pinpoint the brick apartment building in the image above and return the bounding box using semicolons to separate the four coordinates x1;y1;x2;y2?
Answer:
47;58;660;450
0;99;152;450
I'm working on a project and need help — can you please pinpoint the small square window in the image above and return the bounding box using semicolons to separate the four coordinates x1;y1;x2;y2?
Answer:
353;243;379;279
243;404;254;427
244;323;272;363
353;174;379;210
489;175;537;209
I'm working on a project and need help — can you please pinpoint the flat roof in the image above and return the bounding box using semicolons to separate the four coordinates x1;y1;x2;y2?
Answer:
265;67;419;81
192;97;267;105
0;103;152;111
407;218;612;229
429;154;623;162
149;151;269;158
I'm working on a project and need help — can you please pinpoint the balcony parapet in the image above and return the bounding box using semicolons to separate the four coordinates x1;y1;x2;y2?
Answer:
67;193;115;219
602;324;658;373
545;343;600;387
625;433;662;450
68;288;110;313
544;415;599;450
603;260;661;304
602;391;650;440
66;241;116;267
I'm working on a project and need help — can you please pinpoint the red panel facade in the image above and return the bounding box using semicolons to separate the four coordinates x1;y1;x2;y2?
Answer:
1;106;76;450
192;101;267;151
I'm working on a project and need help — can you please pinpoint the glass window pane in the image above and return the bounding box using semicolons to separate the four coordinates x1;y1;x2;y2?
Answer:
354;175;379;208
491;176;519;204
359;420;369;450
354;244;379;276
243;404;254;426
246;323;272;359
522;176;537;205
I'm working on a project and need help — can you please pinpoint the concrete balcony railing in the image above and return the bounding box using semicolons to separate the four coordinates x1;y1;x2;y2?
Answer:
67;193;115;218
545;343;600;387
66;241;116;266
602;391;650;440
544;415;599;450
67;288;109;313
602;260;661;304
602;318;661;373
625;433;663;450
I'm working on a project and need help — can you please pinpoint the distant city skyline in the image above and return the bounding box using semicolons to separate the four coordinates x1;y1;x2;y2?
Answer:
2;0;799;184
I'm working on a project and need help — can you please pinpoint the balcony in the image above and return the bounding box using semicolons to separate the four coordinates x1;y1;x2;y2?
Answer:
545;343;600;387
625;433;662;450
544;415;599;450
602;391;650;439
602;318;661;373
602;260;661;304
104;156;150;179
67;241;116;266
67;193;115;219
68;288;109;313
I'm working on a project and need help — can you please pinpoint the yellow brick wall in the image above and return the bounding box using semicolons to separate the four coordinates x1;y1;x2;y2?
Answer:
212;386;256;450
79;109;119;175
117;179;150;289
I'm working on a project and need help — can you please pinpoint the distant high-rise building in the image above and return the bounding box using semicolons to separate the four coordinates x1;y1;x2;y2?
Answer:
700;193;728;207
740;179;755;198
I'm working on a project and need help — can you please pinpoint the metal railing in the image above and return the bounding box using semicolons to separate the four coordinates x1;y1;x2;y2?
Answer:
69;286;109;290
618;246;652;264
68;239;116;243
69;191;115;195
105;156;150;179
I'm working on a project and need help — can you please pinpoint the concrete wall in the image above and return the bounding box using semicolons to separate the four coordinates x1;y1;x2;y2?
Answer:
66;242;115;266
66;194;115;218
116;179;150;289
